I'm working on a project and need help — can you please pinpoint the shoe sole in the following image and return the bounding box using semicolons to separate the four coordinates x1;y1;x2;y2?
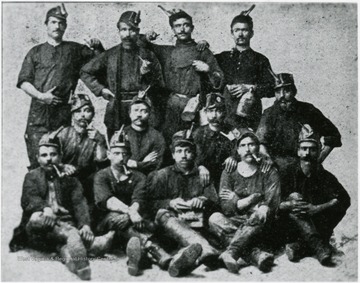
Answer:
168;243;202;277
76;266;91;280
126;237;142;276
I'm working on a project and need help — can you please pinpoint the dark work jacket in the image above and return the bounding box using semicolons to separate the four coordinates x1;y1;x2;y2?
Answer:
9;167;90;252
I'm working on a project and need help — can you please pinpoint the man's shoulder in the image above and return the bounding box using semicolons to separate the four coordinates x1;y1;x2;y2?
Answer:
249;49;270;61
130;169;147;181
94;167;112;179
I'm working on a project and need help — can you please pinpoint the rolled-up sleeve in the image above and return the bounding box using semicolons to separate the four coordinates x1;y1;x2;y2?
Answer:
93;170;113;210
17;49;35;88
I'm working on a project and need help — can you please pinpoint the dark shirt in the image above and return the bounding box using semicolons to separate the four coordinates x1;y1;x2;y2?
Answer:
256;100;342;158
93;167;146;213
20;167;90;229
17;41;96;131
219;166;281;219
216;48;274;129
146;164;219;218
124;125;166;175
193;124;237;188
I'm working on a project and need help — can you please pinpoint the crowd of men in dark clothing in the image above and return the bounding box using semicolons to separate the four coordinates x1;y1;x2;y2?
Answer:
9;3;351;280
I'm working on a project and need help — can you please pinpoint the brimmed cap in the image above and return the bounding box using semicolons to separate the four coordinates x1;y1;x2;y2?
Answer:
39;126;64;148
118;11;141;29
130;90;152;108
158;5;192;27
205;92;225;110
298;124;320;145
236;128;260;146
172;124;195;148
230;5;255;29
45;4;68;23
70;93;93;113
109;125;131;150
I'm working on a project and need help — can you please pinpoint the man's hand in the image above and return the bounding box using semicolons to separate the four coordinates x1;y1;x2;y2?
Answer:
248;205;268;226
139;56;152;75
227;84;254;98
61;164;77;176
260;156;274;173
223;157;237;173
190;197;205;210
38;86;63;106
128;210;144;230
142;151;158;164
145;31;160;41
198;165;210;187
192;60;210;73
169;198;189;211
101;88;115;101
196;40;210;51
127;159;138;169
219;189;236;201
42;207;56;229
79;225;94;246
84;38;104;52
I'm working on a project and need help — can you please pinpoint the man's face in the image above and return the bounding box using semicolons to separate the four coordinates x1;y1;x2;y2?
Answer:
231;22;253;47
172;145;195;170
172;18;193;42
206;107;225;127
275;87;296;111
119;22;139;48
108;147;130;169
37;146;61;172
46;16;66;41
298;141;319;163
129;103;150;127
237;136;259;163
72;105;94;128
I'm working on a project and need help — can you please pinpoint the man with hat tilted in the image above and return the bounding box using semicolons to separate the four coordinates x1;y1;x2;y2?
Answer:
278;124;350;266
216;5;275;131
81;10;164;139
193;92;238;190
141;5;224;144
256;72;342;173
208;129;280;274
123;92;166;175
146;126;222;276
17;4;105;170
9;129;114;280
92;128;201;277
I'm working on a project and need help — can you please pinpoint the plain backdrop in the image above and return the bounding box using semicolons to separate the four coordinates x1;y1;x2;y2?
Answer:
2;2;357;281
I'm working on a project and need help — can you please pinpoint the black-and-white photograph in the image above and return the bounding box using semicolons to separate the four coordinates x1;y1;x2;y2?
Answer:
2;2;357;281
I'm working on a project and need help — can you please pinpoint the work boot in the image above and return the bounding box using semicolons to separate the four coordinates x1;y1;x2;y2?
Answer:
250;248;274;272
126;237;143;276
145;240;172;270
315;244;333;266
88;231;115;257
219;250;240;274
156;209;220;268
285;242;304;262
168;243;202;277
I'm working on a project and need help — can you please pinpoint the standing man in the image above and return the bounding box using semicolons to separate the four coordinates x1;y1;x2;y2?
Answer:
256;72;342;173
216;6;275;131
124;93;166;175
193;92;238;190
279;124;350;265
17;4;104;170
80;11;164;139
147;129;221;274
208;130;280;274
143;6;224;143
9;131;114;280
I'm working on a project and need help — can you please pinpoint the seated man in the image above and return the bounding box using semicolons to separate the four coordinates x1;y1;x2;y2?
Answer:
193;92;238;190
9;130;113;280
93;128;201;277
279;124;350;265
147;128;221;276
208;130;280;273
124;93;166;175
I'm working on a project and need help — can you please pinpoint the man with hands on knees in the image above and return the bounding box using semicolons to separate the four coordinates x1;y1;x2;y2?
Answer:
208;130;280;274
9;130;114;280
279;124;350;266
17;4;104;170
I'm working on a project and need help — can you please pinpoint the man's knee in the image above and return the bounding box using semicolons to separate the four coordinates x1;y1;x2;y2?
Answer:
208;212;227;230
155;209;173;224
26;212;46;232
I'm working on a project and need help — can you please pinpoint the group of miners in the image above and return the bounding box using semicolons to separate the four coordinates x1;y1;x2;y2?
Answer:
9;3;351;281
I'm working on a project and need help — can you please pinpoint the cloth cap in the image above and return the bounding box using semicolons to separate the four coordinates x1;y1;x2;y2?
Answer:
158;6;192;27
230;5;255;29
273;73;295;90
70;93;94;112
45;5;68;23
118;11;141;29
205;92;225;109
298;124;320;145
39;126;64;148
172;124;195;148
236;128;260;147
130;91;152;108
110;126;131;150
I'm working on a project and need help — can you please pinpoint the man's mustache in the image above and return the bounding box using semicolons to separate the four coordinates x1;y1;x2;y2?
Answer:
209;119;220;124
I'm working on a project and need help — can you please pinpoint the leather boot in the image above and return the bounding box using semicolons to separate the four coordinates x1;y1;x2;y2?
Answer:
285;241;307;262
249;248;274;272
168;243;203;277
126;237;143;276
219;250;240;274
88;231;115;257
145;240;173;270
156;209;220;267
